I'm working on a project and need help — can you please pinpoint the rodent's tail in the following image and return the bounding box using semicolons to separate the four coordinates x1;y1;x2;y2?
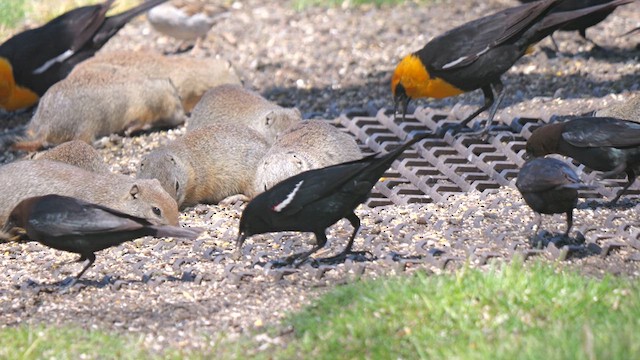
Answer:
0;125;33;152
10;127;47;152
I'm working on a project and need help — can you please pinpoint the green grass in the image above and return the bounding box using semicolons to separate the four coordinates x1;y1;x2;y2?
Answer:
0;0;26;30
0;326;148;360
1;261;638;359
274;260;640;359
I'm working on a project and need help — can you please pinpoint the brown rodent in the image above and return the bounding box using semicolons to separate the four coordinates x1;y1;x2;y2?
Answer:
187;84;301;144
13;64;186;151
0;160;179;226
595;94;640;122
77;50;241;112
31;140;110;174
253;120;362;195
138;123;269;208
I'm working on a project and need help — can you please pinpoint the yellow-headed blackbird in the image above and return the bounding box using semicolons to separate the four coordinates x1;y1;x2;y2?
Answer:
0;0;168;111
519;0;629;49
391;0;633;134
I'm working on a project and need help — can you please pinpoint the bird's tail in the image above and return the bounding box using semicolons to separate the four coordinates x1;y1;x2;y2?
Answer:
151;225;204;240
93;0;169;46
537;0;634;39
363;132;431;176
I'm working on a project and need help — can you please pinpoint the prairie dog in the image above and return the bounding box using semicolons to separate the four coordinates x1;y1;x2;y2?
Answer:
138;123;269;208
187;84;301;144
14;64;186;151
0;160;179;226
32;140;110;173
253;120;362;195
77;50;241;112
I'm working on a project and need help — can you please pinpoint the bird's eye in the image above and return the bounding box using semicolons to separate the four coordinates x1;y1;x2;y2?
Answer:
152;207;162;216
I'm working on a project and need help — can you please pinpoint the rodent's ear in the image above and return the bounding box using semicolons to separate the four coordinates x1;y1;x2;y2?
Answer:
265;111;275;126
167;154;177;165
175;180;180;194
129;184;140;199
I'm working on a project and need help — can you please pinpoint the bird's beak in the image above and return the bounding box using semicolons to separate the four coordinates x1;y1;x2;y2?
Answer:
393;93;410;122
235;232;247;254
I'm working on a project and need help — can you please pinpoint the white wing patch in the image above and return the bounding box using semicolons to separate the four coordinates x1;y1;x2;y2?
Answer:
442;46;490;70
272;180;304;212
33;49;75;75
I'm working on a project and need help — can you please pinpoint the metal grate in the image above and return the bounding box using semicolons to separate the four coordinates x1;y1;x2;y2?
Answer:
334;107;640;207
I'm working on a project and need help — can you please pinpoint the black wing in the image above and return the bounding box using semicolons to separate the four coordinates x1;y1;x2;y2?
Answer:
562;117;640;148
516;157;581;193
263;155;377;216
27;195;149;237
418;0;557;70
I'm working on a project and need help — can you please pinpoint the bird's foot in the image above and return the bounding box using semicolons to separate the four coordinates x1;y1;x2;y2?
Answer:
57;277;81;294
312;250;375;266
459;127;493;141
268;252;311;268
435;123;470;137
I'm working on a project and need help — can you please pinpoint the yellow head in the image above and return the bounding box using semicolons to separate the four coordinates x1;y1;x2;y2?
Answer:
0;57;39;111
392;54;465;100
391;54;464;120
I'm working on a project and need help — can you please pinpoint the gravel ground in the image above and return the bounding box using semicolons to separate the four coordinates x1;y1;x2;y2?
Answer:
0;0;639;353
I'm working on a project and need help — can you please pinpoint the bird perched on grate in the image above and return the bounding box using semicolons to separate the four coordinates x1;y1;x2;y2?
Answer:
516;157;589;239
526;116;640;206
2;194;202;288
235;132;430;267
0;0;169;111
391;0;633;136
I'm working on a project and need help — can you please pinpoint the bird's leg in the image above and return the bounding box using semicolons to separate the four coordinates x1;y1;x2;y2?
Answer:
530;213;544;248
436;86;495;136
316;213;372;264
62;253;95;290
277;232;328;267
579;29;605;52
550;34;561;53
563;210;574;238
608;169;636;206
467;80;506;138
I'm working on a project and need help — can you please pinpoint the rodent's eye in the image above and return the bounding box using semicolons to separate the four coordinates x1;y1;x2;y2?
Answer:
152;207;162;216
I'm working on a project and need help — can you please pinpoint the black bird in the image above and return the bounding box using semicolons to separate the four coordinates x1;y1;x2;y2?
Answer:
0;0;168;111
516;157;587;237
519;0;627;50
2;194;202;287
391;0;633;135
236;132;430;266
526;116;640;205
